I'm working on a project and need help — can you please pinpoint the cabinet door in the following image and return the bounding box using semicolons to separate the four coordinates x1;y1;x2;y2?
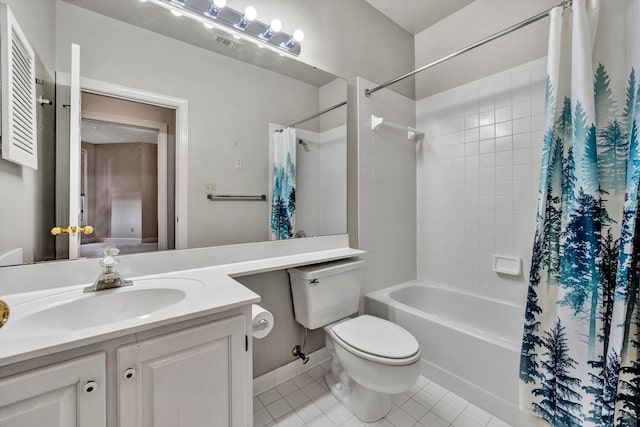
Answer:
118;316;247;427
0;352;106;427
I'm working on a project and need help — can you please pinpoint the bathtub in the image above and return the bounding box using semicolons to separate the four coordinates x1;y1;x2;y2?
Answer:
365;281;529;426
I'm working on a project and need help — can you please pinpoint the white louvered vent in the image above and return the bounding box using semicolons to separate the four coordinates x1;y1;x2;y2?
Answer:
0;4;37;170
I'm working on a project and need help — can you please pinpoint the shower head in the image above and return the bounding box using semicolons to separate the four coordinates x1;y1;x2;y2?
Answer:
298;139;310;152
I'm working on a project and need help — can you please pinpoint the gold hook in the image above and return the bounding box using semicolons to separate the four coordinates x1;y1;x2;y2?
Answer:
0;300;8;329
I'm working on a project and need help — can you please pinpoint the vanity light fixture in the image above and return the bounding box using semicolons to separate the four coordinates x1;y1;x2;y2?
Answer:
145;0;303;56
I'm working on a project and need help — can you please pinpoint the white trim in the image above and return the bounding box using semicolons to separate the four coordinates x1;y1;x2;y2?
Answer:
82;112;169;251
57;74;189;250
68;44;81;260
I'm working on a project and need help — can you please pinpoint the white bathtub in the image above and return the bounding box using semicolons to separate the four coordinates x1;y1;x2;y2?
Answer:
365;281;529;426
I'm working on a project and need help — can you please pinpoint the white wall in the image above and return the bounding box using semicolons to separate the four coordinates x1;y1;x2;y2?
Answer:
416;58;546;304
357;77;417;296
414;0;558;98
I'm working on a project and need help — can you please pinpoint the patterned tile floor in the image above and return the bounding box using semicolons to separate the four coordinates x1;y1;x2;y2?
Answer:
253;360;513;427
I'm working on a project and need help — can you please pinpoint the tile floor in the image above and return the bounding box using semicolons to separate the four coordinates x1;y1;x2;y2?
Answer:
253;360;513;427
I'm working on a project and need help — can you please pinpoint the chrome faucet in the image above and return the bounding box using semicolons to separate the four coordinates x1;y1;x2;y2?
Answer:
83;247;133;292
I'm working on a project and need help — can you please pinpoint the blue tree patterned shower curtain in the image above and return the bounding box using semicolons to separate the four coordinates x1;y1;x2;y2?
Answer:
271;127;296;240
519;0;640;425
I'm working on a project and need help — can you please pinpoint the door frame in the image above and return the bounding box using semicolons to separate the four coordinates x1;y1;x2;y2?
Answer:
57;74;189;252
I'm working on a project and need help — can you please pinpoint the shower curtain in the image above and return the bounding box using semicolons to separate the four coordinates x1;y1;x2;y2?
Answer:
270;127;296;240
519;0;640;426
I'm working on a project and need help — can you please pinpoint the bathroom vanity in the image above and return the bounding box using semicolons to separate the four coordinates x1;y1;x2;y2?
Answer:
0;236;364;427
0;272;257;427
0;312;250;427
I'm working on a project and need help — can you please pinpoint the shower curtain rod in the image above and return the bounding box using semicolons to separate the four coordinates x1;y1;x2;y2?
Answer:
365;0;571;97
276;100;347;131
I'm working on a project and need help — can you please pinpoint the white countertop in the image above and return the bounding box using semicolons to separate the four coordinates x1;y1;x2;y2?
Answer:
0;246;364;366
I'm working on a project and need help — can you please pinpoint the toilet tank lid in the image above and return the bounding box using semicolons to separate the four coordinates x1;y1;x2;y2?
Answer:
331;315;420;359
287;258;365;280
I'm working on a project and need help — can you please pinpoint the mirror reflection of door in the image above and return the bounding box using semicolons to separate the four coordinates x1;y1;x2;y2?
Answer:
79;92;176;258
81;120;153;257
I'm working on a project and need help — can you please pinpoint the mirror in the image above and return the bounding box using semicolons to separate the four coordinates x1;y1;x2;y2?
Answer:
0;0;347;267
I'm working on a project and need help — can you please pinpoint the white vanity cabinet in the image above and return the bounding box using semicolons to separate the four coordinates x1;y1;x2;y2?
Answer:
0;352;106;427
117;315;248;427
0;310;252;427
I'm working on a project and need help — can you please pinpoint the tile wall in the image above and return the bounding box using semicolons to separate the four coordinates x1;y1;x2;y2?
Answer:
416;58;547;305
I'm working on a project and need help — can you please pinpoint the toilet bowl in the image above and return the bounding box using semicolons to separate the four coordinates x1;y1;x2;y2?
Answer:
287;259;421;422
323;315;421;421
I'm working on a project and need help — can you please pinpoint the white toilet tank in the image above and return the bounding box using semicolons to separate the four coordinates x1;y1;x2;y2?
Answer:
288;258;365;329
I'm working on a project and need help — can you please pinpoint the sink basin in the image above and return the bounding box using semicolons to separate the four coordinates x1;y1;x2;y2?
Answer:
5;277;203;337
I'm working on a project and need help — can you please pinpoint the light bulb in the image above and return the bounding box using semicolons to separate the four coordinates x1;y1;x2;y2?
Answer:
270;19;282;33
261;18;282;39
236;5;257;29
244;6;257;21
203;22;214;29
213;0;227;7
284;29;304;48
171;9;183;17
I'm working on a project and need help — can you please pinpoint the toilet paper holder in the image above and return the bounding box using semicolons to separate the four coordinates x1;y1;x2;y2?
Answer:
253;318;270;331
251;304;274;339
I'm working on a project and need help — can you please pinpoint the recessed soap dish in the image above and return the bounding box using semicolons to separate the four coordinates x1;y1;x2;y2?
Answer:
492;255;522;276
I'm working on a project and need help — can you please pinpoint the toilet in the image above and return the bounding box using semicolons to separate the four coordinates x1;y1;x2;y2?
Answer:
287;259;421;422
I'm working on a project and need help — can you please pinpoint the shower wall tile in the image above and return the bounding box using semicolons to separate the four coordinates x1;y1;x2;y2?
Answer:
416;57;546;305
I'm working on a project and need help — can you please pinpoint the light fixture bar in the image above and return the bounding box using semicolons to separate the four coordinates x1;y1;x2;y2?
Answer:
146;0;302;56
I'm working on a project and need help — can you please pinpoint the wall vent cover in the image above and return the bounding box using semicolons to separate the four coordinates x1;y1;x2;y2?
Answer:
0;4;37;170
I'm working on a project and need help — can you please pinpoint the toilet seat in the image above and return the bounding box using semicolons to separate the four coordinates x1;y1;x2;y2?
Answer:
328;315;420;366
